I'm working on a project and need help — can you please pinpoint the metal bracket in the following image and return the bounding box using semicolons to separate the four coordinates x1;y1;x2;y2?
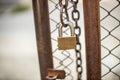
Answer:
46;68;66;80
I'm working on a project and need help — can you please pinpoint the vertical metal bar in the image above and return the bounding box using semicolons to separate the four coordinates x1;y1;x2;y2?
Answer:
32;0;53;80
83;0;101;80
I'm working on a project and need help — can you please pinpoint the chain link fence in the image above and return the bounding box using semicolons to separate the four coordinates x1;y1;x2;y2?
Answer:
49;0;77;79
48;0;120;80
48;0;85;80
100;0;120;80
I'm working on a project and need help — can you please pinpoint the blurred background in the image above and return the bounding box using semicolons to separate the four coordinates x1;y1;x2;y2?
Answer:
0;0;120;80
0;0;40;80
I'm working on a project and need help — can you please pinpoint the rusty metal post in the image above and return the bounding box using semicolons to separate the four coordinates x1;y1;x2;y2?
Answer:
32;0;53;80
83;0;101;80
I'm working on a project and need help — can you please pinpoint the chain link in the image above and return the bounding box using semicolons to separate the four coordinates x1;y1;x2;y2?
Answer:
71;0;83;80
59;0;70;27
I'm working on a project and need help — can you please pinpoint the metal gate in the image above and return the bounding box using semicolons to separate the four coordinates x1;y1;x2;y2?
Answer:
32;0;120;80
32;0;100;80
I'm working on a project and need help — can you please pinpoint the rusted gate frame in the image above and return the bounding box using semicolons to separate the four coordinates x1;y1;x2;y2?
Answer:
32;0;101;80
83;0;101;80
32;0;53;80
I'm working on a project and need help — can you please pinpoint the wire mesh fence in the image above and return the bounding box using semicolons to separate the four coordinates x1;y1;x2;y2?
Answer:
48;0;84;80
100;0;120;80
48;0;120;80
48;0;74;79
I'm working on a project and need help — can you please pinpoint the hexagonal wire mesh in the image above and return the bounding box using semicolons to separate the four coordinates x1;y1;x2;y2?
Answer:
100;0;120;80
48;0;120;80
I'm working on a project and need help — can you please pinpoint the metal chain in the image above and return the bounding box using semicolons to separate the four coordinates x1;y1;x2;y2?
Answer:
59;0;69;27
59;0;82;79
70;0;83;80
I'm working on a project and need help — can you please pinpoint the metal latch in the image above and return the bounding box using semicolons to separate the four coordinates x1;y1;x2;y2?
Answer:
46;68;66;80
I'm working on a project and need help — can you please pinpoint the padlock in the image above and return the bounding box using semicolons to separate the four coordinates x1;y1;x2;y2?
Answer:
58;23;76;50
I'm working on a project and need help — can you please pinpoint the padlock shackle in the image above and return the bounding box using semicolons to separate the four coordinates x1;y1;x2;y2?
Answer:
59;23;75;37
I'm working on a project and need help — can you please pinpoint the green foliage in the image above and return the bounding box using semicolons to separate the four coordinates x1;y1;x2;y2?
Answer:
11;4;30;13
